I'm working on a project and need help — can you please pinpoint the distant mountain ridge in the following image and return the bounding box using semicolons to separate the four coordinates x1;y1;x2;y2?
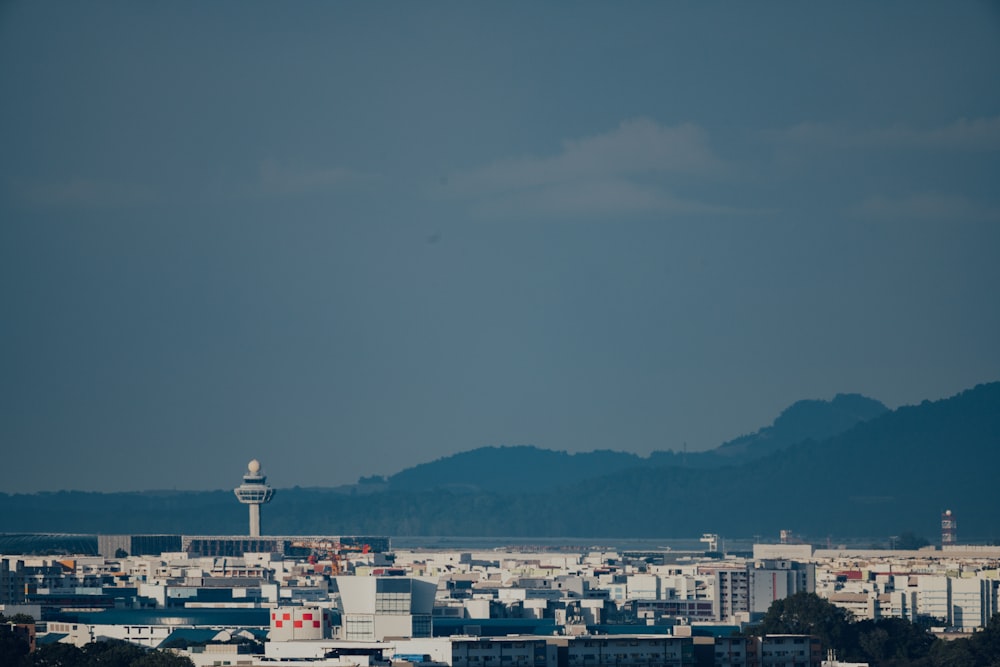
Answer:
569;382;1000;540
2;384;996;542
385;446;645;493
709;392;888;460
382;393;888;492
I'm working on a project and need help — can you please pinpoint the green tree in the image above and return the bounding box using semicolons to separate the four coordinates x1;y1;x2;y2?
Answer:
28;642;84;667
854;617;935;666
895;532;930;550
858;625;890;663
30;641;195;667
81;639;146;667
929;638;979;667
928;613;1000;667
0;624;30;667
973;613;1000;658
751;592;855;654
130;651;194;667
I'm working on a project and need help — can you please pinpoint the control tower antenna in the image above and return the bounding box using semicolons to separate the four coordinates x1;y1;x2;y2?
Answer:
234;459;275;537
941;509;957;546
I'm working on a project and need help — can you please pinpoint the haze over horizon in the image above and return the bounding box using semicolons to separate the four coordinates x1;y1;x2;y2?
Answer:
2;3;999;494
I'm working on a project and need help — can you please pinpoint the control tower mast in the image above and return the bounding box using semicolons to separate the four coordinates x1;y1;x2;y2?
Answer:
941;509;957;546
234;459;275;537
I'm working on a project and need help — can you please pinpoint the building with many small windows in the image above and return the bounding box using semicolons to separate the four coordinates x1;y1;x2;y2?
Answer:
749;561;815;615
759;635;820;667
950;577;994;631
712;568;750;622
714;636;759;667
565;635;694;667
713;635;820;667
452;637;558;667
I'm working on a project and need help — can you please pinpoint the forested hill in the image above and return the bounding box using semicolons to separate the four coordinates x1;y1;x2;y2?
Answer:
1;383;996;541
379;393;888;492
703;392;888;461
383;447;645;493
547;382;1000;540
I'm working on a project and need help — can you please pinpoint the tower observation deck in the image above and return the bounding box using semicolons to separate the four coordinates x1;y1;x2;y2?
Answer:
234;459;275;537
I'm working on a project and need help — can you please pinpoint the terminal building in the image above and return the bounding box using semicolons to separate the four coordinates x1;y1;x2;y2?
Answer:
92;534;392;559
97;535;182;559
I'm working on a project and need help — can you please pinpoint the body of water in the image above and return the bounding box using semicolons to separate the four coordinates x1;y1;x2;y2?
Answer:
391;536;756;553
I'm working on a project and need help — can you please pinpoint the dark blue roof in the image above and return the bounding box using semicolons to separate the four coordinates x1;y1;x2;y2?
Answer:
690;625;741;638
157;628;223;648
54;608;270;627
587;625;674;635
0;533;98;555
433;618;560;637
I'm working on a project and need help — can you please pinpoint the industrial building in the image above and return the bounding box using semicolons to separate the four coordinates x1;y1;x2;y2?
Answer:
715;635;821;667
336;575;437;641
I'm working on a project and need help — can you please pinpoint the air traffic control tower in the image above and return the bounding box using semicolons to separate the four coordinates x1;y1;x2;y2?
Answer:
234;459;275;537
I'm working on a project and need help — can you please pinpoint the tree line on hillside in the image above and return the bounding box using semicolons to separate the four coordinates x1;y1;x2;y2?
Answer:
1;479;999;541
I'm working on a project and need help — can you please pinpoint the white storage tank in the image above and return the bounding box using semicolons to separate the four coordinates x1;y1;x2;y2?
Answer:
270;605;334;641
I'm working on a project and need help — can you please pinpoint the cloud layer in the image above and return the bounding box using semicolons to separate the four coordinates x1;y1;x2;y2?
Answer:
442;119;727;218
254;160;371;197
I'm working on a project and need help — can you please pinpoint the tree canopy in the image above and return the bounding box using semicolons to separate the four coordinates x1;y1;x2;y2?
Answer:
1;639;194;667
749;592;1000;667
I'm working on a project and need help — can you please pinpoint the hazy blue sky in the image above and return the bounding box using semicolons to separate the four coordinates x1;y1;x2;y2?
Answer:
2;2;999;493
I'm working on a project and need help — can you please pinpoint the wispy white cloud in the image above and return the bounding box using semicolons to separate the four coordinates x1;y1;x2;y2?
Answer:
13;177;155;209
438;118;732;218
253;160;374;197
770;115;1000;152
852;192;1000;222
475;178;741;219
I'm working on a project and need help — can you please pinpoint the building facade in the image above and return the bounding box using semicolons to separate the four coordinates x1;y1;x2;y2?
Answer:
336;576;437;641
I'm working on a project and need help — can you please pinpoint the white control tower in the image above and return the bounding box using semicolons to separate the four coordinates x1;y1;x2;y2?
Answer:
234;459;275;537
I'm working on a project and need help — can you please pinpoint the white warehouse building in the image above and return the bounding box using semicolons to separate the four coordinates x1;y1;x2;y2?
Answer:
335;576;437;641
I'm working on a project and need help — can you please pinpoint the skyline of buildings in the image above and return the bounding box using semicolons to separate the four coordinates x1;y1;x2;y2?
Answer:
1;455;994;667
4;535;1000;667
